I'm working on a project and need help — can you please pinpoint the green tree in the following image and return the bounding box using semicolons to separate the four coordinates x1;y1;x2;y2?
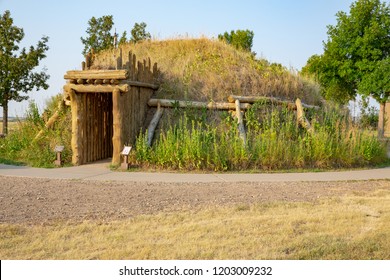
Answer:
302;0;390;135
80;15;115;55
130;22;151;43
218;29;254;52
119;31;128;45
0;10;49;135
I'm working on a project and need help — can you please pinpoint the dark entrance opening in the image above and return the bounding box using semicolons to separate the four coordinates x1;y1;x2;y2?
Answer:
82;92;113;163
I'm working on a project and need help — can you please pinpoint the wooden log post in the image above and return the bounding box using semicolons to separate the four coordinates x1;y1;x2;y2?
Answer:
295;98;313;133
384;102;390;138
235;99;247;146
34;110;60;141
69;89;84;165
147;102;164;147
378;102;386;138
112;88;123;166
33;100;65;141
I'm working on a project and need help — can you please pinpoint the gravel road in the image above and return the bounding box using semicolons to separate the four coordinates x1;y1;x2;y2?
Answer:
1;176;389;224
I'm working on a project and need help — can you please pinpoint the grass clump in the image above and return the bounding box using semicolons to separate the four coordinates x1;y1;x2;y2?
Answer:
0;96;71;167
133;103;387;171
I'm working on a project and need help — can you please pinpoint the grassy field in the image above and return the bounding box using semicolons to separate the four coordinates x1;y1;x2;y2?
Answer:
1;187;389;260
0;119;21;134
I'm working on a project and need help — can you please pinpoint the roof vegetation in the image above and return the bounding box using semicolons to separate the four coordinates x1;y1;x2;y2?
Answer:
93;37;322;105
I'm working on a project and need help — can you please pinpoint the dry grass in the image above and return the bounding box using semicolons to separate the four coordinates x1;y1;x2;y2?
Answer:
93;37;322;105
0;120;21;134
1;188;390;260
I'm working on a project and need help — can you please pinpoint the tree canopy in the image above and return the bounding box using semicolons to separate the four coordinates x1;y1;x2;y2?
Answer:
302;0;390;105
81;16;151;53
218;29;254;52
80;15;115;56
0;10;49;135
129;22;151;44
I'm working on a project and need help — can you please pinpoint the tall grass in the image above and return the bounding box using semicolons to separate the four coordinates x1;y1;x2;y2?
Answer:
0;96;71;167
133;103;387;171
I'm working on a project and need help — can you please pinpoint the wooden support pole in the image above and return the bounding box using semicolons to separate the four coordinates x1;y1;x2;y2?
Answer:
235;99;247;145
296;98;313;133
147;102;164;147
378;102;385;138
34;100;65;141
384;102;390;138
69;89;84;165
33;110;60;141
116;48;123;70
112;88;123;165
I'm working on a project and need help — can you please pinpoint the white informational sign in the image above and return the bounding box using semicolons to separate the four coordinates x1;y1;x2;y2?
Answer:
121;146;132;156
54;145;65;152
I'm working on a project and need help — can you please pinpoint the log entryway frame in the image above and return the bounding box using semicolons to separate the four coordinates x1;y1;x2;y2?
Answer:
63;51;158;166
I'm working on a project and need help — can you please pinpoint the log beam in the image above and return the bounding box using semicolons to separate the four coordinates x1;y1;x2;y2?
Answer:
228;95;320;110
127;80;159;90
64;70;129;80
148;98;251;110
64;83;129;93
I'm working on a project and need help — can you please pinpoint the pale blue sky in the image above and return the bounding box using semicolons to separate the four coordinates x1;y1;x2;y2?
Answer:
1;0;356;116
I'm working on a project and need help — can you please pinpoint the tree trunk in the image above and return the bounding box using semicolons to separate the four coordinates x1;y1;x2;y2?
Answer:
2;98;8;135
378;102;385;138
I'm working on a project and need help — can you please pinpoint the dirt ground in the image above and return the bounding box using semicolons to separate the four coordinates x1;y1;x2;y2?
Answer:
0;176;389;224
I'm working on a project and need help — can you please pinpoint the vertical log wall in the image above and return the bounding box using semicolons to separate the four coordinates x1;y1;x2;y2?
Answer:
64;50;158;165
111;52;158;165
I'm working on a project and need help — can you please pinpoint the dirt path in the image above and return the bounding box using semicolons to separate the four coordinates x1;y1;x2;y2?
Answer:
1;176;389;224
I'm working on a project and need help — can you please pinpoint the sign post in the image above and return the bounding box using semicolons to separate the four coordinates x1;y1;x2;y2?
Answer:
54;145;65;166
120;146;132;170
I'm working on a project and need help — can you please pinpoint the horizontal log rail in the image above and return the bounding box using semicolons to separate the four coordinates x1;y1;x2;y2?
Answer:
227;95;320;109
127;80;159;90
64;83;130;93
64;70;129;80
148;98;252;110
